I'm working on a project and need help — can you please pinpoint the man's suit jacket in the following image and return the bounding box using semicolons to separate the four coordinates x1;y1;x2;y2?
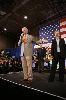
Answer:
21;34;35;57
51;38;66;58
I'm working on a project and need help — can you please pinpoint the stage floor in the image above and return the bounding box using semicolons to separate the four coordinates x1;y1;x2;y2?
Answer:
0;71;66;99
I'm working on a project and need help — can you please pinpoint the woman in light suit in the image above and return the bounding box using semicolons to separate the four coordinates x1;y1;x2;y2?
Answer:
18;27;37;83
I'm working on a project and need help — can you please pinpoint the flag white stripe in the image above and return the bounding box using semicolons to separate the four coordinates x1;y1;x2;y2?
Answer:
60;21;66;26
60;28;66;32
61;34;66;38
64;38;66;44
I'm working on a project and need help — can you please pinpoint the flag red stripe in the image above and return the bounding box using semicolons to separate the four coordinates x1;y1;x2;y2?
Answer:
60;25;66;28
60;31;66;35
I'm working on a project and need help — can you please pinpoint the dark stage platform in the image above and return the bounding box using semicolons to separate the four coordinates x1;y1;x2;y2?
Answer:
0;71;66;99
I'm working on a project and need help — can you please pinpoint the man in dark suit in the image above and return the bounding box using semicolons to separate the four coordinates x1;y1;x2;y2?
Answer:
48;31;66;82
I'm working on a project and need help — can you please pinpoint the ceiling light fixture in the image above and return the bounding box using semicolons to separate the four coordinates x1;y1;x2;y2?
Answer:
4;28;7;31
24;16;28;19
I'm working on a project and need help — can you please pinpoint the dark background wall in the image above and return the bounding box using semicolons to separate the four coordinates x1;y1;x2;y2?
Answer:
0;33;16;51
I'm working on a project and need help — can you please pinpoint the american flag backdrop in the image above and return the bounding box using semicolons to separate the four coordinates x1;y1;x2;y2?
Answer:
39;18;66;48
39;21;60;48
60;18;66;38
